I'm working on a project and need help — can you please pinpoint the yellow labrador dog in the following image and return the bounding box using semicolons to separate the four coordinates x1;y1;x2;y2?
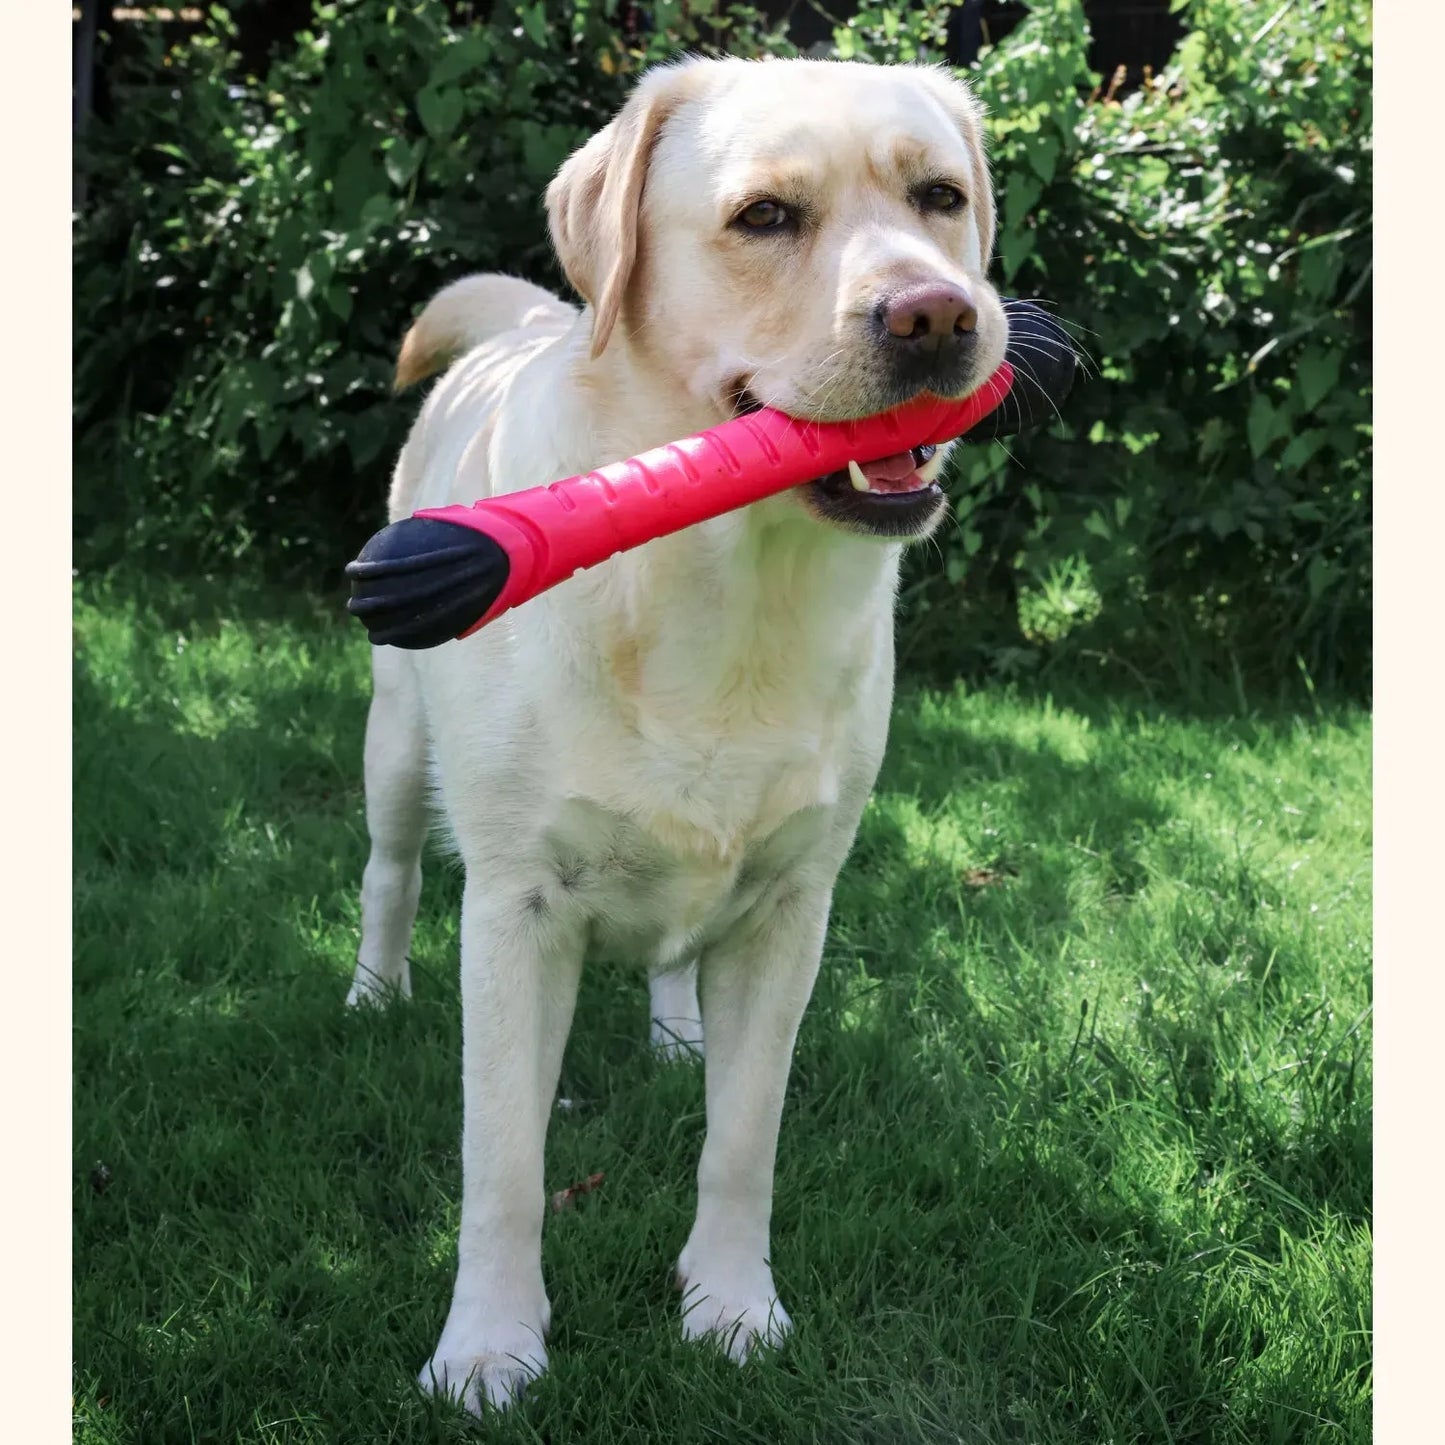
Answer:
348;56;1007;1413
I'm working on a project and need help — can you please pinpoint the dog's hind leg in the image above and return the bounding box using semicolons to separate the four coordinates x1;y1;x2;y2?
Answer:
649;960;705;1061
348;647;429;1006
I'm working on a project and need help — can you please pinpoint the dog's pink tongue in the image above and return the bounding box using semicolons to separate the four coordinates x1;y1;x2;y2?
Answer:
859;451;922;493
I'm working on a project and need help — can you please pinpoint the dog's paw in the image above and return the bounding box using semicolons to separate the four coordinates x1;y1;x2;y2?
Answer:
345;958;412;1008
419;1325;547;1415
676;1255;791;1362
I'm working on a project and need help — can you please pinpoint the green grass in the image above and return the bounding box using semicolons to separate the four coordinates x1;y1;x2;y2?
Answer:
73;572;1371;1445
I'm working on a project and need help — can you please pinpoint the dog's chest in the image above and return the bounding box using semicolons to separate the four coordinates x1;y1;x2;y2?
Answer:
534;606;861;850
479;517;897;965
537;785;832;968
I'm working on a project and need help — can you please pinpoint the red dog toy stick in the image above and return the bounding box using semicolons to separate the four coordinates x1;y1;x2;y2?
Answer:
347;301;1075;649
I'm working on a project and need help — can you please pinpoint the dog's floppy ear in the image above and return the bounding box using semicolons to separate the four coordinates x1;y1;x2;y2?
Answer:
916;67;997;271
546;62;698;360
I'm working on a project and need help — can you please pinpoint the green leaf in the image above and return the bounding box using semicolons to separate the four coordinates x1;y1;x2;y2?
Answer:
998;227;1036;282
240;359;277;408
417;86;465;141
521;123;583;182
1083;512;1112;541
1295;350;1342;412
1002;175;1044;232
296;250;333;305
1026;134;1060;185
271;213;306;272
1246;393;1282;458
1307;555;1338;600
1281;429;1330;471
325;283;353;321
343;410;392;469
255;412;286;463
520;4;550;47
384;137;424;189
1198;416;1230;461
1298;243;1342;300
429;29;491;87
332;139;383;224
358;194;399;232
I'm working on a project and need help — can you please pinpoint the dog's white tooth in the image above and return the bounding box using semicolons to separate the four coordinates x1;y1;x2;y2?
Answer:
847;458;870;492
917;451;945;483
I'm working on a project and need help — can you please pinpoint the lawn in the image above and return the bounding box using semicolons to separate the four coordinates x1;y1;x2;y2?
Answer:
73;572;1371;1445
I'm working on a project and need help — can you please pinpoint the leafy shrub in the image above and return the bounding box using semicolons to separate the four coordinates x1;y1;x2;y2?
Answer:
73;1;792;567
918;0;1372;695
72;0;1371;695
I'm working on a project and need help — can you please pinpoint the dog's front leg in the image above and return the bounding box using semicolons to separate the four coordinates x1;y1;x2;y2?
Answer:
421;878;584;1414
677;881;831;1359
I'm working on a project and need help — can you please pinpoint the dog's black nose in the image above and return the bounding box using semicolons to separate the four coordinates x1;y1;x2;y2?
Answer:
877;284;978;354
874;283;979;394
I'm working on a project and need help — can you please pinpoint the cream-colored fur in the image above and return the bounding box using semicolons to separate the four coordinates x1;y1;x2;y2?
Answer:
348;56;1006;1414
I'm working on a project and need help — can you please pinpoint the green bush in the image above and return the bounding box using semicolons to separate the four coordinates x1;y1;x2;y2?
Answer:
73;1;792;566
919;0;1372;695
72;0;1371;695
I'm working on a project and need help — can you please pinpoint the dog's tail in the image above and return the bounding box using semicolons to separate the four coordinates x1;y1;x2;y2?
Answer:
393;274;576;392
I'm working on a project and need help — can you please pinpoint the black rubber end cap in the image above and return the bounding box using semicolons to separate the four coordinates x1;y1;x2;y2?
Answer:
963;300;1079;442
345;515;510;650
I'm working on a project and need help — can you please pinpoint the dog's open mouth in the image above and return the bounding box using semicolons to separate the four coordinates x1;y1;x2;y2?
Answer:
732;388;948;539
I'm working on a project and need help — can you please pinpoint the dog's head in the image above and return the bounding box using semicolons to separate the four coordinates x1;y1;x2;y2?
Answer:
546;57;1007;538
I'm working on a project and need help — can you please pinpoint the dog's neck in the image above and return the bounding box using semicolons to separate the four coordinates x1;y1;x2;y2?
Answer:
569;325;728;464
553;325;905;723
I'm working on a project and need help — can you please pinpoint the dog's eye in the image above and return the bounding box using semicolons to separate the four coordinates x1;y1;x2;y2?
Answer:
919;184;966;213
736;199;792;231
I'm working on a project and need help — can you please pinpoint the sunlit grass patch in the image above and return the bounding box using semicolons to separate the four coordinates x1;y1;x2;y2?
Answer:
74;573;1370;1445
